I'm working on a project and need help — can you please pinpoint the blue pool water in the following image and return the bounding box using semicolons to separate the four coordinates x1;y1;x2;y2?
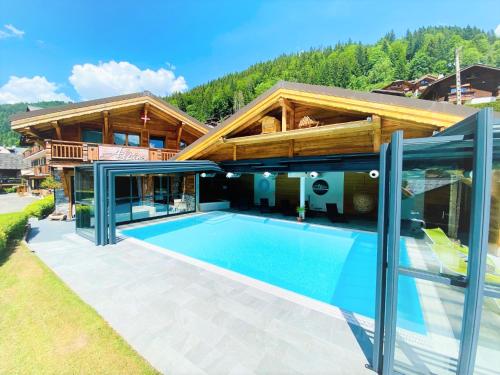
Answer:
122;212;426;334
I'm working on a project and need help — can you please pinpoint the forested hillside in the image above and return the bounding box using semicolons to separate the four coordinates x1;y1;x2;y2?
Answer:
167;26;499;124
0;101;64;146
1;26;498;146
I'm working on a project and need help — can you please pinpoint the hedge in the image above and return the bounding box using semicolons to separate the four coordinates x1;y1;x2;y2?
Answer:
0;212;28;254
24;195;55;219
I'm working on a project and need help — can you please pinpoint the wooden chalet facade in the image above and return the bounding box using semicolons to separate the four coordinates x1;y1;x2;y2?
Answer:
175;81;476;162
372;74;438;97
420;64;500;104
10;91;209;210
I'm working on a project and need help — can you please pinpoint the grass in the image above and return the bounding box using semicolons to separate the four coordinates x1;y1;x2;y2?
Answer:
0;242;159;375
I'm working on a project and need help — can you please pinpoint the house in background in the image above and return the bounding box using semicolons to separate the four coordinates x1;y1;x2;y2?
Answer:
10;91;209;214
0;147;27;189
420;64;500;104
372;74;438;97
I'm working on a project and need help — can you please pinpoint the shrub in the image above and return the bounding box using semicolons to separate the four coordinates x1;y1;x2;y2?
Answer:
4;186;17;193
24;195;55;219
40;176;63;190
0;212;28;254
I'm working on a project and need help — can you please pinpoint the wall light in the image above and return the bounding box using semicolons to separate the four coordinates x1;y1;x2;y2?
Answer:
226;172;241;178
309;171;319;179
200;172;216;178
369;170;380;179
263;171;276;178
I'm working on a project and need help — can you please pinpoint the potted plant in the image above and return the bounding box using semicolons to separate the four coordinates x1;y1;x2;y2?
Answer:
296;206;305;222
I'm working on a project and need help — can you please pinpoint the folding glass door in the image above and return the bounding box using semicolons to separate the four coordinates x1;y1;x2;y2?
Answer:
374;109;497;375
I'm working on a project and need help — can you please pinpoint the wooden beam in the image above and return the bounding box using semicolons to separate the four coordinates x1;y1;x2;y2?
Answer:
288;139;294;158
143;103;150;128
280;98;288;132
233;144;237;161
223;120;372;145
51;121;62;140
176;123;184;147
372;115;382;152
102;111;110;143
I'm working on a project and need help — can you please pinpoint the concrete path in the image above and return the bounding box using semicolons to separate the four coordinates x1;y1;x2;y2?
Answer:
27;219;374;375
0;193;38;214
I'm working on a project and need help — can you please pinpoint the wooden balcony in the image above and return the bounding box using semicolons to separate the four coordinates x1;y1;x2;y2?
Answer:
45;140;179;163
23;144;45;158
34;165;50;176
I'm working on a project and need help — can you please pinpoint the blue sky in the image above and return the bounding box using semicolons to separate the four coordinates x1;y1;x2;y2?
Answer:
0;0;498;103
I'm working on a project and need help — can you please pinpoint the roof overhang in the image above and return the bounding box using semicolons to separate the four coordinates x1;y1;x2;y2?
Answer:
10;93;209;136
175;81;477;161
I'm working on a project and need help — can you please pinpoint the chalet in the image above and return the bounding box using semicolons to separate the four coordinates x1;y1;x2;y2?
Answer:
420;64;500;104
10;91;209;212
372;74;438;97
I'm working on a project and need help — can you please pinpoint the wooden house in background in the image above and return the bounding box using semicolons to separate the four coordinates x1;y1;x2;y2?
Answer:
420;64;500;104
372;74;438;97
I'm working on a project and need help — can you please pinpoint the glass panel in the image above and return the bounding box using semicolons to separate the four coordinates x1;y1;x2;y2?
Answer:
74;167;95;240
127;134;140;147
400;138;473;276
115;176;131;223
149;136;165;149
475;296;500;374
394;277;464;374
391;136;474;374
113;132;126;145
475;139;500;374
82;129;102;143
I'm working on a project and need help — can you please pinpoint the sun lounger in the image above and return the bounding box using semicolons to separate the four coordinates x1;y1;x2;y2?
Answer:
423;228;500;284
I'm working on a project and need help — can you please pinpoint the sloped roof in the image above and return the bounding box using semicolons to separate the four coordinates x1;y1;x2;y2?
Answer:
0;153;28;170
175;81;478;160
10;91;209;134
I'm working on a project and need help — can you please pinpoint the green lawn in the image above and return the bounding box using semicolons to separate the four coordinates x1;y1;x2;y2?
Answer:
0;242;159;375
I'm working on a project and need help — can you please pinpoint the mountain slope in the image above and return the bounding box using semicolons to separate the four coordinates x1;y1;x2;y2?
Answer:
0;102;65;146
166;26;499;124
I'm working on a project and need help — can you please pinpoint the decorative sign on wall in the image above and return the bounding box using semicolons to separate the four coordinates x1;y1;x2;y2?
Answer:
312;179;329;196
98;145;149;161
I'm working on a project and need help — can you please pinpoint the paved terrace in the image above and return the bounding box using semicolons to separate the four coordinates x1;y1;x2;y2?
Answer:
27;219;373;375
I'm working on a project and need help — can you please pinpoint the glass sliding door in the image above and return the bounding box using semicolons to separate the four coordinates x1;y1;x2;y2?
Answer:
74;166;96;241
112;173;197;225
474;121;500;375
377;109;496;375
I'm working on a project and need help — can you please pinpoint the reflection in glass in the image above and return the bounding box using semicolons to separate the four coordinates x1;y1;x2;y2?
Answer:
128;134;140;147
75;166;95;240
113;132;126;145
113;173;196;224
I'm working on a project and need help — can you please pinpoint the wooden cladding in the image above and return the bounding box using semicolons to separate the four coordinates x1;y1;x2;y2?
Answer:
45;139;179;162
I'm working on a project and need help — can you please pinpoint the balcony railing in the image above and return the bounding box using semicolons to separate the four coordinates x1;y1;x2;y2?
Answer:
34;165;50;176
23;144;45;158
44;140;179;162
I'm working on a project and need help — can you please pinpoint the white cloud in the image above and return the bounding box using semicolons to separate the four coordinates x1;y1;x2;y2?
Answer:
495;24;500;38
0;24;25;39
69;61;188;100
0;76;71;104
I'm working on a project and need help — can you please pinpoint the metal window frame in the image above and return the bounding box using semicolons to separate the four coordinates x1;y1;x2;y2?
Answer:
375;108;495;375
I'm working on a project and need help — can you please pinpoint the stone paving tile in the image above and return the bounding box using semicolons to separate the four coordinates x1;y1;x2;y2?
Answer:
27;219;373;374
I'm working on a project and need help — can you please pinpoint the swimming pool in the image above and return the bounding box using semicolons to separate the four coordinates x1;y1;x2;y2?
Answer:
122;211;426;333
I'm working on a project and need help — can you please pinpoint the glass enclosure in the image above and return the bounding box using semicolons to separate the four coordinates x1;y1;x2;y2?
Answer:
392;137;474;374
114;173;196;224
474;131;500;374
74;166;95;241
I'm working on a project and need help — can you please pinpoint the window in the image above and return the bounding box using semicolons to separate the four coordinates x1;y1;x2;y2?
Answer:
113;132;140;146
179;140;187;150
128;134;140;147
149;136;165;149
82;129;103;143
